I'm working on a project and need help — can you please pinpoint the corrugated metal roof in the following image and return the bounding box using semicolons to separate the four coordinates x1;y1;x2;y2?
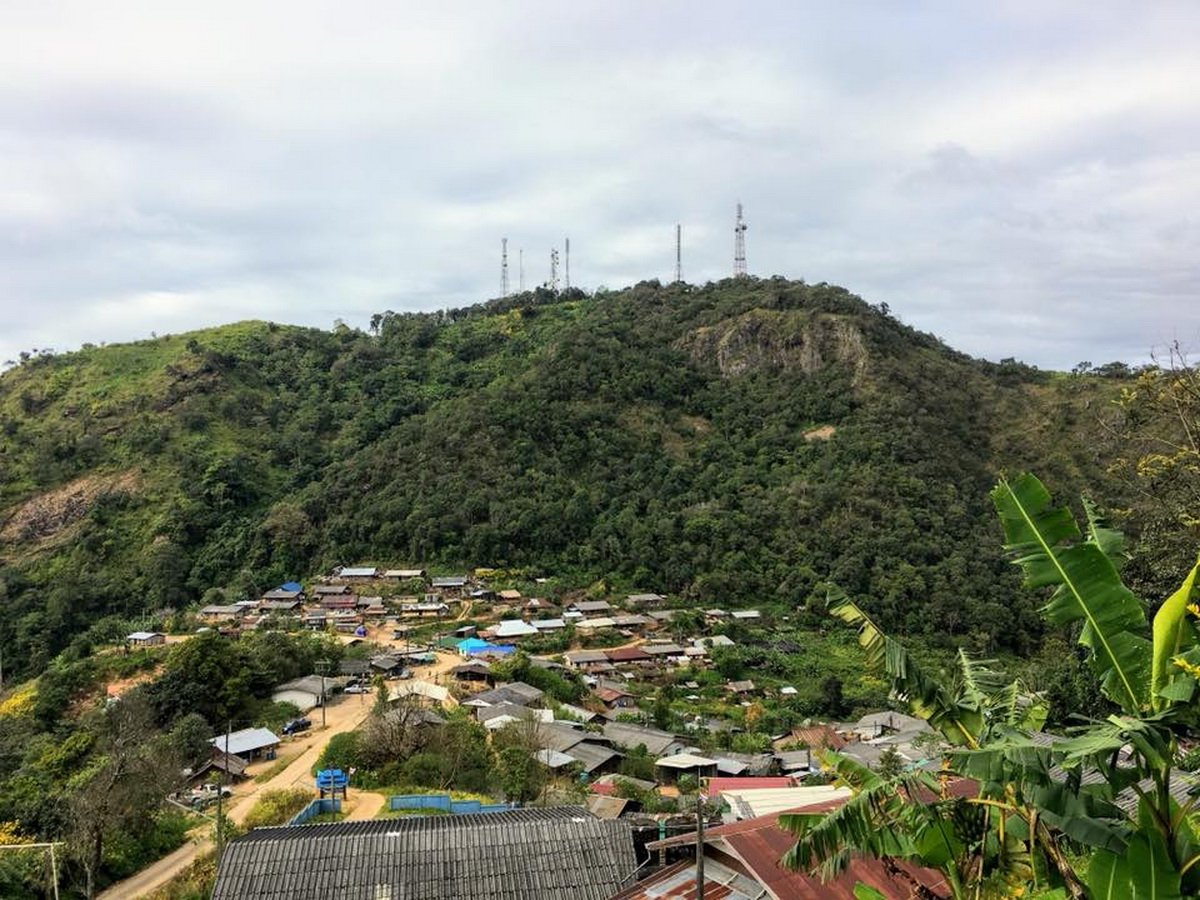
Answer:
209;728;281;756
721;786;851;820
211;806;635;900
609;858;766;900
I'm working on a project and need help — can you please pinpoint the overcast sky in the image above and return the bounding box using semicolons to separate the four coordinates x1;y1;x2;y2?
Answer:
2;2;1198;370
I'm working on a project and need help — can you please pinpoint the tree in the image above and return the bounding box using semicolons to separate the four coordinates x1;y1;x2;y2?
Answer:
875;745;904;779
67;693;183;898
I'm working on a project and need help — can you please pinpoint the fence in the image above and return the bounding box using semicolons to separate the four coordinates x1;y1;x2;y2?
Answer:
387;793;513;815
287;797;342;826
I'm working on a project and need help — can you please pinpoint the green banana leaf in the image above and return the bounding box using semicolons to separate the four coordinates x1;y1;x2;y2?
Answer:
1150;557;1200;710
992;473;1151;713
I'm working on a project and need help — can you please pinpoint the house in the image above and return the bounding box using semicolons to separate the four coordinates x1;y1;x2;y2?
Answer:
337;566;379;580
601;722;686;757
210;807;637;900
693;634;735;650
730;609;762;621
313;584;351;596
261;588;303;603
319;594;358;611
849;710;931;740
209;727;281;762
431;575;469;592
655;752;719;782
718;785;852;820
611;614;652;630
640;641;687;662
631;802;951;900
258;599;301;613
725;679;757;695
647;610;678;624
450;661;495;685
556;703;603;724
530;618;566;632
775;723;847;752
625;593;664;607
490;619;538;640
370;653;409;677
704;608;729;620
497;589;523;602
563;649;611;670
301;611;327;630
702;776;797;803
188;750;249;785
464;682;545;708
199;605;243;621
522;598;559;615
569;600;612;615
383;568;425;579
271;675;329;711
575;617;617;631
594;683;637;710
127;631;165;647
388;680;450;706
534;723;624;775
713;752;776;777
398;600;450;618
605;646;652;666
478;703;555;729
338;659;372;678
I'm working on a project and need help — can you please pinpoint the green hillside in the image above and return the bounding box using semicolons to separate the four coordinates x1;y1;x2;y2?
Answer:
0;278;1130;677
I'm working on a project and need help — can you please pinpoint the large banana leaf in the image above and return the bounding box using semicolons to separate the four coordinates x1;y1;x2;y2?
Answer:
1150;557;1200;710
992;473;1151;713
826;587;981;746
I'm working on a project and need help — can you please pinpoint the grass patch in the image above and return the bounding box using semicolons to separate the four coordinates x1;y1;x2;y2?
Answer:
253;751;299;783
242;788;315;829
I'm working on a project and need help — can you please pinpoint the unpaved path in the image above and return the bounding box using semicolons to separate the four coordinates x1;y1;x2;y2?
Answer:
98;696;374;900
345;791;387;821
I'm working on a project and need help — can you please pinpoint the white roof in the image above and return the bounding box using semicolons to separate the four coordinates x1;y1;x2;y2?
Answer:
535;749;578;768
694;635;735;648
780;686;799;695
127;631;163;641
532;618;566;630
576;617;616;629
655;752;718;770
720;786;851;820
385;569;425;578
340;567;378;577
492;620;538;638
731;610;761;619
388;681;449;703
210;727;281;756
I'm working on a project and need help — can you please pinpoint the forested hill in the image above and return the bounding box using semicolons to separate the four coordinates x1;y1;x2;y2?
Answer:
0;278;1128;676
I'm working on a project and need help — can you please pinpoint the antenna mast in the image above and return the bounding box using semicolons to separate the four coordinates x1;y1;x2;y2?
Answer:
548;248;560;291
519;249;525;292
501;238;509;298
734;202;748;277
564;238;570;290
675;224;682;283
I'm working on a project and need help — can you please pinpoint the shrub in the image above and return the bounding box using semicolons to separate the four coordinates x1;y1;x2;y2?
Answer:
242;788;315;829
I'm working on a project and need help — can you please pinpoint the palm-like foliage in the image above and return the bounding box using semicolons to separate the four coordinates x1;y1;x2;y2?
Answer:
784;474;1200;900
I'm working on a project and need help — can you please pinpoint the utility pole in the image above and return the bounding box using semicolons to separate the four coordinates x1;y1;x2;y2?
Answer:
216;719;230;861
316;659;330;729
695;765;706;899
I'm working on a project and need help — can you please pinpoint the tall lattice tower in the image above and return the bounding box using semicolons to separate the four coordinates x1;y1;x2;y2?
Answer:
548;248;560;290
501;238;509;298
519;249;525;292
564;238;571;290
674;224;682;283
734;202;748;277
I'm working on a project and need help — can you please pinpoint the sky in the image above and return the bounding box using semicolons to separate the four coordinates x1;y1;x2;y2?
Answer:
1;1;1198;370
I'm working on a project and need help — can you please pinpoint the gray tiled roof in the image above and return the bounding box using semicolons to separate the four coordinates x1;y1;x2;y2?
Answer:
211;807;636;900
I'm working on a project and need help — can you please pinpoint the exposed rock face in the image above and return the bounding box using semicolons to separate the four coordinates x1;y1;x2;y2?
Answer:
679;309;869;383
0;470;138;545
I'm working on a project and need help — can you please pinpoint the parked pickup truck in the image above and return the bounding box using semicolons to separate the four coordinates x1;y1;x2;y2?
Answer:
282;717;312;735
183;783;232;808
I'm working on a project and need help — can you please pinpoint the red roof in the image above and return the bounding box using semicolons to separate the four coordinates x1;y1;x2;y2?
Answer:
606;647;652;662
788;724;847;750
648;798;952;899
705;776;796;797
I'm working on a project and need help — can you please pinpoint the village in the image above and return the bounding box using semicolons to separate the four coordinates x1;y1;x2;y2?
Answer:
110;564;949;899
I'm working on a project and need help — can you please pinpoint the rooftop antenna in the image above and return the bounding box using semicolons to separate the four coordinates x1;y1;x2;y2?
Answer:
675;224;682;283
519;249;525;292
548;248;560;291
501;238;509;298
564;238;570;290
734;202;748;278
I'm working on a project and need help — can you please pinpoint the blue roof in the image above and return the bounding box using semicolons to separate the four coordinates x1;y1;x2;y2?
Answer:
457;638;493;653
281;581;303;592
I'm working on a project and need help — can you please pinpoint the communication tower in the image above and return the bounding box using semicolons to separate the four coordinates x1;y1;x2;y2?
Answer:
519;249;525;292
564;238;571;290
501;238;509;298
548;248;560;291
734;202;748;277
675;224;682;283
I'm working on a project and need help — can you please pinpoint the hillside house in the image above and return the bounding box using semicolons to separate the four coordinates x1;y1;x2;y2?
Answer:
261;588;303;603
272;675;329;711
490;619;538;640
497;589;522;602
431;575;469;595
641;641;687;663
655;752;719;783
127;631;166;647
383;568;425;580
530;618;566;632
626;593;664;607
450;661;495;686
337;566;379;580
210;727;281;762
563;649;610;671
199;605;243;622
730;609;762;621
464;682;545;708
569;600;612;615
602;722;686;757
319;594;358;611
594;685;637;710
313;584;351;596
605;646;652;666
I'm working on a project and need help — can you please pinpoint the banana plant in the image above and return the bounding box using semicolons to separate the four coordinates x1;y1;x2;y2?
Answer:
992;473;1200;898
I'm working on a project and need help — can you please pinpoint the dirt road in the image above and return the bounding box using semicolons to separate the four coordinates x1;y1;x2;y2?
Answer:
98;695;375;900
